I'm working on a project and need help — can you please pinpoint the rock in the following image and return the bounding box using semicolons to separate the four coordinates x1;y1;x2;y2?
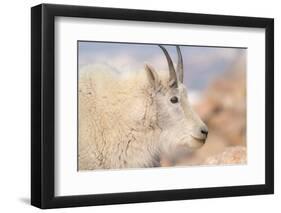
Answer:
204;146;247;165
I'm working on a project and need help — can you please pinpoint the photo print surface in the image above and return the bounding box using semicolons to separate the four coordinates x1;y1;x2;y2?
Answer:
78;41;247;171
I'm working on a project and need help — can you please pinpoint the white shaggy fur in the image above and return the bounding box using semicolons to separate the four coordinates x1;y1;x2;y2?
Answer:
79;62;207;170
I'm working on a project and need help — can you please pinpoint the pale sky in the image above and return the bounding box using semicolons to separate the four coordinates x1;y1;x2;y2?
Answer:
78;41;246;91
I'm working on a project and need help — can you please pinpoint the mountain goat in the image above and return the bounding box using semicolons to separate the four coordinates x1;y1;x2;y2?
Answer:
78;45;208;170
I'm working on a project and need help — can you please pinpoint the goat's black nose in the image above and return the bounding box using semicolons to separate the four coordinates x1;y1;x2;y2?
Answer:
201;127;208;136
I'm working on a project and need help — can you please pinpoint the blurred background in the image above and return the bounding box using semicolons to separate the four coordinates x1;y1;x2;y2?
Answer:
79;42;247;167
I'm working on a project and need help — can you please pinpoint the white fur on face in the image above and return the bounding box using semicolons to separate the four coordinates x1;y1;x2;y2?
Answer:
154;81;208;156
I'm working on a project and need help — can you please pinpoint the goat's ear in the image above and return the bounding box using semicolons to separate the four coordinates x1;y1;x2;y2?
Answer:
145;64;160;90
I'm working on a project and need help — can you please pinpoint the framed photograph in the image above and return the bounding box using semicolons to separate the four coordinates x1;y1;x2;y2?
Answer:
31;3;274;209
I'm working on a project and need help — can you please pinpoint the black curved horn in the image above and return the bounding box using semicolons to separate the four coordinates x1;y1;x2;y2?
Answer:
159;45;178;87
176;46;184;83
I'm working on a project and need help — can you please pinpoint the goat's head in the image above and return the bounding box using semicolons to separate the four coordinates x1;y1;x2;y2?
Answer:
145;45;208;155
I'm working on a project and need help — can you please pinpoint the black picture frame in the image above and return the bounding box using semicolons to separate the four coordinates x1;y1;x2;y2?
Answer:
31;3;274;209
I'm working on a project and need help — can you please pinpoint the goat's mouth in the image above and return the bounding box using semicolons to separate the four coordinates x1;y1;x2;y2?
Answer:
191;136;206;143
178;136;206;150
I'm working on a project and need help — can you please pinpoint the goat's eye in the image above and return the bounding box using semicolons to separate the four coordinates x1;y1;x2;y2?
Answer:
170;96;179;104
